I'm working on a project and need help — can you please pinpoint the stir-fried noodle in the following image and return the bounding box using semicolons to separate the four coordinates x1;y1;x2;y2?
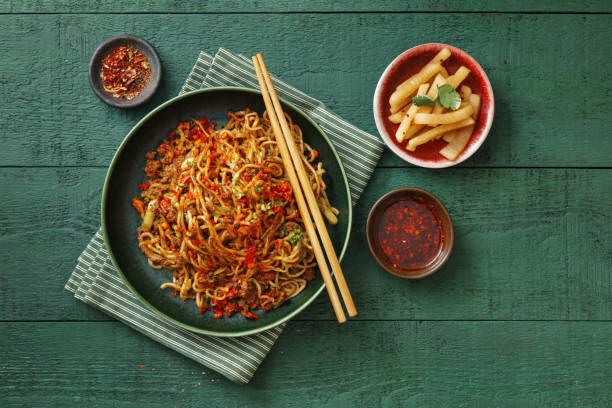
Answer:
132;110;338;319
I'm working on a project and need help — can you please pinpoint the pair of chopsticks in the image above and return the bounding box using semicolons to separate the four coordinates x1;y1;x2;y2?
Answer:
252;53;357;323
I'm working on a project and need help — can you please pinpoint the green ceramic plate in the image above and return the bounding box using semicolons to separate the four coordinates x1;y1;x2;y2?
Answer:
102;87;352;337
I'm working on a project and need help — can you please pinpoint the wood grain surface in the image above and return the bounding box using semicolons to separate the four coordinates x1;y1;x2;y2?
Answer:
2;3;611;407
2;167;611;322
3;1;612;13
1;13;612;167
3;321;611;407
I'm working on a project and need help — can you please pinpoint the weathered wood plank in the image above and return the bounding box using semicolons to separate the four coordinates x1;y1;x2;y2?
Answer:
2;1;612;13
2;321;611;407
2;167;611;321
1;14;611;167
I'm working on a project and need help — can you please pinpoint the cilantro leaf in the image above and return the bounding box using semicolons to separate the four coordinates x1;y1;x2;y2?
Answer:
437;85;461;110
412;95;436;107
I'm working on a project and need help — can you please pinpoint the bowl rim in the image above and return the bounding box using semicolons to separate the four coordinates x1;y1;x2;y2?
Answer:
101;86;353;337
88;34;162;109
373;43;495;168
365;187;454;279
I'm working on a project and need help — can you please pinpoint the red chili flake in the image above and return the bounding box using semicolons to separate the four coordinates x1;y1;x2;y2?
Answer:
138;182;149;191
169;131;176;140
100;45;152;100
172;290;178;297
160;198;171;213
271;181;293;202
180;174;191;184
244;245;257;269
241;310;259;320
375;196;443;270
205;122;217;133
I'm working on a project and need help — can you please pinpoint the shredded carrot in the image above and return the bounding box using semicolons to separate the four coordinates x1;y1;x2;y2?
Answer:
132;198;145;214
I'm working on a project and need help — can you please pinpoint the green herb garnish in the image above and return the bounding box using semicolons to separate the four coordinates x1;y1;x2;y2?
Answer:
286;229;304;245
411;85;462;110
211;210;220;223
436;84;461;110
411;95;436;107
232;186;244;199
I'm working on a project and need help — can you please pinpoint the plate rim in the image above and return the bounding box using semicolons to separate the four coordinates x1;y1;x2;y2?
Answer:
101;86;353;337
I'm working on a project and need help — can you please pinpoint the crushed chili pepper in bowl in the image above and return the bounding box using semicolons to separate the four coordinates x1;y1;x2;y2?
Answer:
366;187;453;279
89;35;161;108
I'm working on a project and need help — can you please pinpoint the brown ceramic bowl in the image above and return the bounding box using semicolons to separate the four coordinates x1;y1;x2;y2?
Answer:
366;187;454;279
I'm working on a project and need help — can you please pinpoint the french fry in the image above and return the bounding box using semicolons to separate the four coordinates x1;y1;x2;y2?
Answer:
442;129;459;143
460;85;472;100
440;125;474;160
395;83;430;142
429;69;470;116
389;48;451;113
389;82;429;124
469;93;481;120
407;118;474;151
388;109;407;124
441;93;481;151
440;66;449;78
401;74;446;140
402;124;424;141
413;104;473;126
388;106;408;123
389;64;443;113
439;93;481;159
446;66;471;89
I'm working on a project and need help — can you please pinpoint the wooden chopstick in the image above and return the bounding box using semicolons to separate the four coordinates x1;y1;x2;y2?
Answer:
251;54;346;323
252;53;357;320
253;54;358;318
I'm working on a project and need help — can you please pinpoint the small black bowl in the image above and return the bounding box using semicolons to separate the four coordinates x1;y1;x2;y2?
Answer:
88;35;162;108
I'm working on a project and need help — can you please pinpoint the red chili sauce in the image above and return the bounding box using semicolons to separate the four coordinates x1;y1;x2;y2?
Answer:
376;196;443;270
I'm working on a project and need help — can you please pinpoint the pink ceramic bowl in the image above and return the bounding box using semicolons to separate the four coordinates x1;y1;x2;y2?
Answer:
373;43;494;168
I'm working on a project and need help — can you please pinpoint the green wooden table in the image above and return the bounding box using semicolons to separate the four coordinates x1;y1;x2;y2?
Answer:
2;2;612;406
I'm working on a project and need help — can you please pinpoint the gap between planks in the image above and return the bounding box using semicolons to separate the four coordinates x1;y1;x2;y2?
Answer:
1;11;612;16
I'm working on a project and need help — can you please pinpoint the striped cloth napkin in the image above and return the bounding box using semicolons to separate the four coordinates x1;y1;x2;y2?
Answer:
65;48;383;384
